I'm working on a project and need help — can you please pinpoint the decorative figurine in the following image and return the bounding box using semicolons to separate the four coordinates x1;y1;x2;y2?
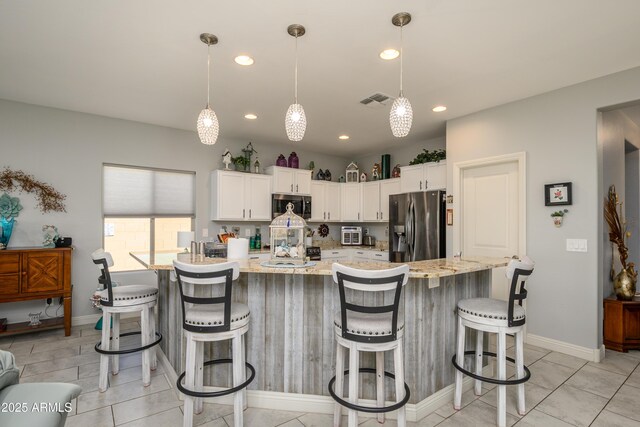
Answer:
253;157;261;174
276;154;287;167
308;161;315;178
42;225;59;248
360;172;368;182
318;223;330;238
346;162;359;183
241;142;257;172
222;148;232;170
392;164;401;178
288;152;299;168
372;163;381;181
324;169;332;181
339;175;345;183
316;169;325;180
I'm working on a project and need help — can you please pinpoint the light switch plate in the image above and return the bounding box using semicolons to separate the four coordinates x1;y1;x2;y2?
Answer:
202;228;209;238
566;238;588;252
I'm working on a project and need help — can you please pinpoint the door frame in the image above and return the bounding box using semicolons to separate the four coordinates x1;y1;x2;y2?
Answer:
452;152;527;257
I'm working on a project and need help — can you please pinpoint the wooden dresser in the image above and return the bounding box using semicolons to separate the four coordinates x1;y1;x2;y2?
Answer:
0;247;73;336
603;295;640;352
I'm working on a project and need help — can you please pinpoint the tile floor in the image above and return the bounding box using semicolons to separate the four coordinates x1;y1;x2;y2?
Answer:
1;318;640;426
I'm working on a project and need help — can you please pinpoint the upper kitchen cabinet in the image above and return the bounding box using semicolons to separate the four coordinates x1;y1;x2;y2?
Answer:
362;179;401;222
310;181;341;222
379;178;401;221
340;183;362;221
400;161;446;193
211;170;272;221
266;166;311;195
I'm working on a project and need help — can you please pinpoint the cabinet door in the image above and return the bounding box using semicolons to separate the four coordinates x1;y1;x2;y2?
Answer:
325;183;341;222
213;172;246;220
246;174;272;220
362;182;381;221
310;181;326;221
368;251;389;263
322;249;352;261
425;161;447;190
272;167;295;194
294;170;312;195
0;253;21;296
400;164;424;193
341;183;362;221
22;251;64;293
380;179;401;222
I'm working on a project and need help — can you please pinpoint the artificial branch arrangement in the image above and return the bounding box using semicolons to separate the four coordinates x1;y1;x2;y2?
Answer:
0;168;66;213
605;185;637;299
409;149;446;165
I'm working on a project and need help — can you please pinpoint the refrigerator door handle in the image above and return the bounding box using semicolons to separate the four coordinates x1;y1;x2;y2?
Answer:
406;200;414;261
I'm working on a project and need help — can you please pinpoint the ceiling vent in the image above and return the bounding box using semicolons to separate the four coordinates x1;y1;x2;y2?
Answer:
360;92;394;109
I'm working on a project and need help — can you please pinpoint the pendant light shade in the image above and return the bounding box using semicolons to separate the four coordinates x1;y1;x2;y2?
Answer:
197;33;219;145
285;24;307;142
389;12;413;138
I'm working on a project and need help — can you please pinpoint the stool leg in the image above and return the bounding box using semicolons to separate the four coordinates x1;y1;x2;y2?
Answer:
453;316;465;409
241;333;248;410
194;340;204;415
394;339;406;427
515;330;526;415
232;333;244;427
150;305;158;371
141;306;151;387
183;333;196;427
475;330;484;395
98;311;111;392
333;342;344;427
347;343;359;427
497;331;507;427
376;351;385;424
111;313;120;375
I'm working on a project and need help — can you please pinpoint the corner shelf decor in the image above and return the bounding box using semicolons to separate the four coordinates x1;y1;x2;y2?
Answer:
605;185;637;300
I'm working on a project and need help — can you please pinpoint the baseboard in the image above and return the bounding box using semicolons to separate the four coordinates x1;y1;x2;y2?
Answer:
526;333;603;362
71;311;139;327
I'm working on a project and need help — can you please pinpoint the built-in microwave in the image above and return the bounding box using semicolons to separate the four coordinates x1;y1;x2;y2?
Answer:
272;194;312;219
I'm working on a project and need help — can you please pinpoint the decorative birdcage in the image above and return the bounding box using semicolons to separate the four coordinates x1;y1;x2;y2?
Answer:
346;162;359;183
269;202;306;266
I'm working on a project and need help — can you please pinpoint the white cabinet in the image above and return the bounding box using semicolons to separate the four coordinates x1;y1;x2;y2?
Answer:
362;179;401;222
400;161;446;193
266;166;311;195
380;179;401;221
211;170;271;221
311;181;341;222
340;183;362;222
322;249;351;261
352;249;369;262
368;250;389;263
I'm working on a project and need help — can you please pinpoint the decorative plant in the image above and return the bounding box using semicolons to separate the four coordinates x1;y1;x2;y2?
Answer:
0;193;22;219
605;186;636;275
409;149;446;165
232;155;251;170
550;209;568;217
305;226;315;238
0;168;66;213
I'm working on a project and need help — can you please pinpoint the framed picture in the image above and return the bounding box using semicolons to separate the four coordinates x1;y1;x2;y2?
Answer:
544;182;572;206
446;209;454;226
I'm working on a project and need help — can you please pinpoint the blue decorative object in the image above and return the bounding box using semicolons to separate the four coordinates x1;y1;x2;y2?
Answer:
0;217;14;249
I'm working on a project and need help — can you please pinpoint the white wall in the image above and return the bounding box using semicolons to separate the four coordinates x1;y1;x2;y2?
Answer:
446;66;640;350
0;99;348;322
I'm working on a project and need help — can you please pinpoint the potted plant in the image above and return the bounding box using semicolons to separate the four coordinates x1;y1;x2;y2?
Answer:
232;155;251;172
550;209;568;227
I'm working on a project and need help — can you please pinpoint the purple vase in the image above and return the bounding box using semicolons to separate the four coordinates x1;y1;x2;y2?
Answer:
288;152;299;168
276;154;287;167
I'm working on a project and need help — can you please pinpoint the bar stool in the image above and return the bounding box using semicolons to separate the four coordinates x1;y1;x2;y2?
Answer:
328;263;411;427
452;257;535;427
91;249;162;393
173;260;255;427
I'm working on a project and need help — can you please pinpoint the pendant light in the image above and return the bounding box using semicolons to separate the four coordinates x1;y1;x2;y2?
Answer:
197;33;220;145
389;12;413;138
285;24;307;142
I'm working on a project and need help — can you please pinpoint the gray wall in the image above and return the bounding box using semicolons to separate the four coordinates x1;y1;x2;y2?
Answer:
625;148;639;274
446;66;640;350
0;99;348;322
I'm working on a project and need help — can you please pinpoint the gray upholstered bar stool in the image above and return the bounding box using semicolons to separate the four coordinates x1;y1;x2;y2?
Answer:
173;260;255;427
91;249;162;393
452;257;535;427
328;263;411;427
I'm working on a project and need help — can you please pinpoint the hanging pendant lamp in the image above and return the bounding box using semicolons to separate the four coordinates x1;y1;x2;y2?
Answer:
389;12;413;138
197;33;220;145
285;24;307;142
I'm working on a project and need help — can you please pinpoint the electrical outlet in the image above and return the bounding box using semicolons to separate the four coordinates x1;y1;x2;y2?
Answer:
46;298;52;305
202;228;209;238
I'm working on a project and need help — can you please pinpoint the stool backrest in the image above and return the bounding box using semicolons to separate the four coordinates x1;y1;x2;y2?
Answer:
173;260;240;333
505;256;535;327
332;263;410;343
91;249;116;306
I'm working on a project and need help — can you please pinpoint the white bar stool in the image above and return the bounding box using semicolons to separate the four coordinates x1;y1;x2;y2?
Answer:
328;263;411;427
452;257;535;427
91;249;162;393
173;260;255;427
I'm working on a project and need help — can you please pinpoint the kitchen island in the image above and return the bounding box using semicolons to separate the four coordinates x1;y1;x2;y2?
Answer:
131;252;508;420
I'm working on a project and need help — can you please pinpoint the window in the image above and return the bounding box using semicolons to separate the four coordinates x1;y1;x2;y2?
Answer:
103;164;195;272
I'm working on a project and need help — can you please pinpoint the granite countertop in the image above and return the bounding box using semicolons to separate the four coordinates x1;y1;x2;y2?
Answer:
131;251;508;279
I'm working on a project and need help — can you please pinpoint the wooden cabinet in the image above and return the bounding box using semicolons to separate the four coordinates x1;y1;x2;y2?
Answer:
340;183;362;222
266;166;311;195
211;170;272;221
310;181;341;222
604;296;640;352
0;248;72;336
400;161;446;193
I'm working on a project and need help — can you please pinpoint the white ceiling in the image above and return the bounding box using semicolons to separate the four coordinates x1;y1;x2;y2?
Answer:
2;0;640;155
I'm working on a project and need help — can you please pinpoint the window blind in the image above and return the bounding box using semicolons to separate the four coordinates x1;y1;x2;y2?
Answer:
103;165;195;216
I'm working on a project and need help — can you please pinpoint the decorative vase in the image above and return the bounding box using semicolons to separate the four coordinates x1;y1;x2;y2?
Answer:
613;268;637;301
552;216;563;227
0;217;15;249
288;152;299;168
381;154;391;179
276;154;287;167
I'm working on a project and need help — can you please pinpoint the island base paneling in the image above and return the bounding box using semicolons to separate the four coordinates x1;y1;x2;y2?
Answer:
156;269;490;404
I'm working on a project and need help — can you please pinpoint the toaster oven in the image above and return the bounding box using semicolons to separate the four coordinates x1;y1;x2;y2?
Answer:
341;226;362;246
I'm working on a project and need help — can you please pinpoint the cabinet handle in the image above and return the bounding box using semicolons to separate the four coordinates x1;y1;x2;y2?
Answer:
380;212;383;220
243;208;245;218
291;184;293;192
328;212;330;220
249;209;252;218
376;212;379;220
420;181;422;190
358;212;360;220
324;212;326;220
296;184;299;192
425;180;428;189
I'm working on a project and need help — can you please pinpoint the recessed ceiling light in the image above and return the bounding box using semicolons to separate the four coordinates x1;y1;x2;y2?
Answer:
379;49;400;60
338;135;350;140
234;55;254;66
432;105;447;112
244;113;258;120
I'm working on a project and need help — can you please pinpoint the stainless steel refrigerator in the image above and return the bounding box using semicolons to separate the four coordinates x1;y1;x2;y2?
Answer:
389;191;446;262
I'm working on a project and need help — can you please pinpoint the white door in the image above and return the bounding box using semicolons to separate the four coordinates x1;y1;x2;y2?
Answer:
362;182;381;221
462;161;519;300
325;182;341;221
310;181;325;221
246;175;272;220
294;170;312;195
380;179;401;222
